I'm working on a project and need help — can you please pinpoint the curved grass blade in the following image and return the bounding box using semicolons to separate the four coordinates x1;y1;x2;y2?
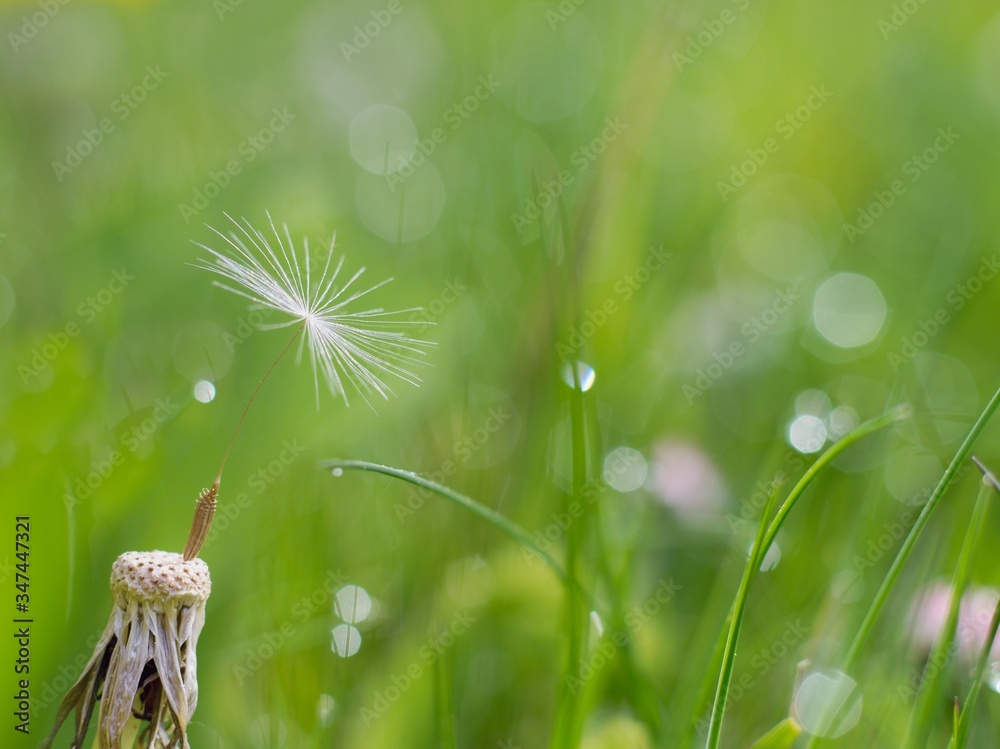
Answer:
905;479;991;745
800;387;1000;749
319;459;596;608
842;385;1000;672
950;461;1000;749
950;596;1000;748
705;478;782;749
760;404;911;555
703;404;909;749
749;717;803;749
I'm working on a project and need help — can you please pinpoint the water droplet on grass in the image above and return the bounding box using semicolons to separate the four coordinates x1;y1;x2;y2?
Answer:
561;360;595;391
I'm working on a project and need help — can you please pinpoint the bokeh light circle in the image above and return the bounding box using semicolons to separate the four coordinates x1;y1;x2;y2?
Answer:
603;447;648;493
492;6;603;122
788;414;827;454
794;669;862;738
812;273;886;348
193;380;216;403
349;104;417;176
334;585;372;624
330;623;362;658
249;715;288;748
355;161;446;243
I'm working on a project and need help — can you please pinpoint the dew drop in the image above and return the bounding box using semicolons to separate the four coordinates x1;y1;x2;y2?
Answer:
561;360;595;391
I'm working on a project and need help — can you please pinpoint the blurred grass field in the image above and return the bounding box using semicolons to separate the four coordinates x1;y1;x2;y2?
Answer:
3;0;1000;747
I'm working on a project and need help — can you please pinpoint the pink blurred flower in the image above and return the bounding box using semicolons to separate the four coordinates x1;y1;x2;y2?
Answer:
649;439;726;516
909;582;1000;661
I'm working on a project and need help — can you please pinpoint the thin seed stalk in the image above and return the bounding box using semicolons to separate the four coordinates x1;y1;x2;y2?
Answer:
182;323;304;558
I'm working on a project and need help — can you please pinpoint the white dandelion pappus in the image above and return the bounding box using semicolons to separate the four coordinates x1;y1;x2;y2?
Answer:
195;214;430;406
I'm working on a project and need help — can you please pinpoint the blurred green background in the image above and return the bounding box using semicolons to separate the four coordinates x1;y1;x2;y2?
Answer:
2;0;1000;747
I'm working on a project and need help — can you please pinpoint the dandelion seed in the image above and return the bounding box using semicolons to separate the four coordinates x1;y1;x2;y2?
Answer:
180;214;433;560
195;213;432;408
42;551;211;749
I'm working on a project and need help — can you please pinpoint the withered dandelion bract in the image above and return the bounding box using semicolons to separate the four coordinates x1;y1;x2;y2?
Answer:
42;552;210;749
45;217;430;747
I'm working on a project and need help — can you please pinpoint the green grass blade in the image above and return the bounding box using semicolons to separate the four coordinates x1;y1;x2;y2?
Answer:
551;359;591;749
699;404;908;748
951;590;1000;748
843;385;1000;672
906;480;992;745
760;404;911;555
705;477;782;749
749;717;803;749
318;459;592;603
433;655;457;749
951;465;1000;749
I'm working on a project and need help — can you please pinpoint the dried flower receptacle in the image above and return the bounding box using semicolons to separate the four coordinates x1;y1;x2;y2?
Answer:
43;551;211;749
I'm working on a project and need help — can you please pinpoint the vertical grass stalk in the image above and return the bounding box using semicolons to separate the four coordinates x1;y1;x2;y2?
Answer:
705;480;782;749
699;404;909;749
906;479;992;744
842;385;1000;672
950;592;1000;748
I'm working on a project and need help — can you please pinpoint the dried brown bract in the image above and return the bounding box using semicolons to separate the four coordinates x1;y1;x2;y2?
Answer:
42;551;211;749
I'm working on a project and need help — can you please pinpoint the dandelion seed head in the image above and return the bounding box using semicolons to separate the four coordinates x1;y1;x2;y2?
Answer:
42;551;211;749
195;213;432;407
